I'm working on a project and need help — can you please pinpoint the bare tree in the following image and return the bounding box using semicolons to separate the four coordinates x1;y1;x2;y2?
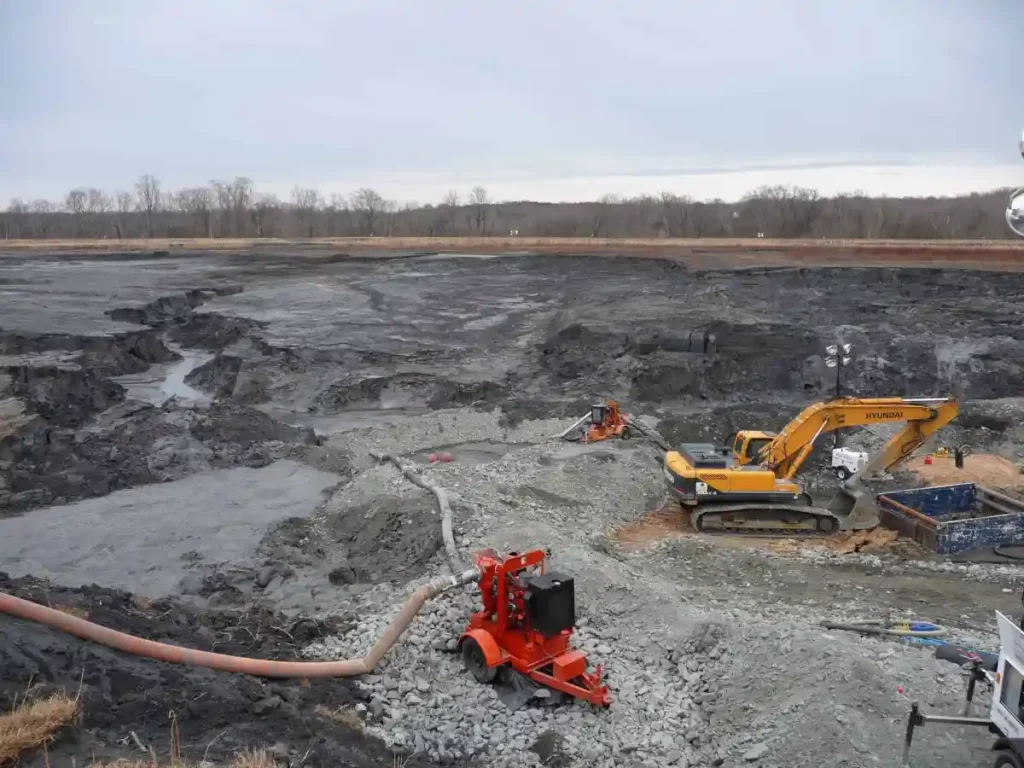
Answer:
469;186;489;234
210;180;233;236
326;193;349;236
382;199;399;236
175;187;213;236
291;186;323;237
229;177;253;237
29;199;56;237
350;188;385;235
439;190;460;235
113;191;134;239
84;188;111;236
135;174;161;237
86;188;111;214
5;199;28;238
252;194;281;238
64;188;87;236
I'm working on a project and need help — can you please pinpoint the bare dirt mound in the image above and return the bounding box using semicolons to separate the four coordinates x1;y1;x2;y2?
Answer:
0;573;452;767
323;496;444;583
907;453;1022;487
609;503;693;548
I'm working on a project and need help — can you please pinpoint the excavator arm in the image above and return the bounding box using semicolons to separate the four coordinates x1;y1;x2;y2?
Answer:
759;397;960;479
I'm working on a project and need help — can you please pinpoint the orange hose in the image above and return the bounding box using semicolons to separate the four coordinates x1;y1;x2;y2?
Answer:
0;569;478;678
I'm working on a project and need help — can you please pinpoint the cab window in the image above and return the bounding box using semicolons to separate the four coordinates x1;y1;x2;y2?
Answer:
745;438;771;463
999;661;1024;724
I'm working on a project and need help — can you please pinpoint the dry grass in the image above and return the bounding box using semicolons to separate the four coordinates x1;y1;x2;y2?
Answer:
88;749;275;768
314;704;364;732
0;692;79;764
0;692;277;768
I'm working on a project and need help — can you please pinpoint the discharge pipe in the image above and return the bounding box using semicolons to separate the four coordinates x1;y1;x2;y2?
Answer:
0;568;479;678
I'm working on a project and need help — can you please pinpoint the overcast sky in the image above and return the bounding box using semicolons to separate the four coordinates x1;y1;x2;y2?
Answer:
1;1;1021;203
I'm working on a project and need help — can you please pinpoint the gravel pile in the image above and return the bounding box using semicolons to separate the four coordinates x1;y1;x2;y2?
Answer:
308;579;727;768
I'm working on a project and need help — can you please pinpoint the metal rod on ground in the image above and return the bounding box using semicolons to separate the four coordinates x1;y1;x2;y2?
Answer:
556;412;591;439
371;451;464;573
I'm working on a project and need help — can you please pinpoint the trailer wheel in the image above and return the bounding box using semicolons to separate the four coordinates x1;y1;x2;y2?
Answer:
620;426;632;440
835;466;852;481
994;749;1024;768
461;638;497;683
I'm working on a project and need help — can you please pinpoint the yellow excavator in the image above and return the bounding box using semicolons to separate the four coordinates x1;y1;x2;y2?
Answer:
663;396;960;534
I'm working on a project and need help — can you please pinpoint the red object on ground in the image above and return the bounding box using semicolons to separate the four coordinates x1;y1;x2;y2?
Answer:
428;453;439;463
440;452;454;463
459;548;612;706
923;455;933;465
578;399;631;443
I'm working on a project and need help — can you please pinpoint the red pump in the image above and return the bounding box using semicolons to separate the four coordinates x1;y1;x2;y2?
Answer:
459;548;611;706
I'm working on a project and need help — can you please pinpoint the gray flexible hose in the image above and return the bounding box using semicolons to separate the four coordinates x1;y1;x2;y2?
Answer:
371;451;464;573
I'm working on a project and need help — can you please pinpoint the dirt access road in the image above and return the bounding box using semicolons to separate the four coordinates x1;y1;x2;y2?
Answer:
2;246;1024;767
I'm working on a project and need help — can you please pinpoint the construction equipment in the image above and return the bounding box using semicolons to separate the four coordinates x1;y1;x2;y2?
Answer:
559;399;632;443
831;447;869;480
459;548;611;706
663;396;960;535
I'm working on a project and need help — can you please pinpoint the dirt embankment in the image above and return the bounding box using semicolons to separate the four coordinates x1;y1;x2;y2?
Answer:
536;267;1024;406
4;235;1024;259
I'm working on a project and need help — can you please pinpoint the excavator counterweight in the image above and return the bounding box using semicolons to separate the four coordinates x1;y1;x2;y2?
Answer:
663;396;960;535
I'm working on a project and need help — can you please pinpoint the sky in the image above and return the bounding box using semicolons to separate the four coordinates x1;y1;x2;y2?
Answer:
1;0;1022;205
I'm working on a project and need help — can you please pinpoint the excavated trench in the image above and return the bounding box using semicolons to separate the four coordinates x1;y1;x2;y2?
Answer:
2;253;1024;766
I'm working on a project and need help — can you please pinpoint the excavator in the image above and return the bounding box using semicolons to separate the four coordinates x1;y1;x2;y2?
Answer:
663;396;960;534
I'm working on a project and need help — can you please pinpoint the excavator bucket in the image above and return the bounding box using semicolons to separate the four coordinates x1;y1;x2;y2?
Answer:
826;482;880;530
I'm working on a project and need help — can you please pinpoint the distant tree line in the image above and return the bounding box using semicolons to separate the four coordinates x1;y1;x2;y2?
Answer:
0;174;1015;240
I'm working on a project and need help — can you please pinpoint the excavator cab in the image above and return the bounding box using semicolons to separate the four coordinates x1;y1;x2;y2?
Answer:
730;430;775;465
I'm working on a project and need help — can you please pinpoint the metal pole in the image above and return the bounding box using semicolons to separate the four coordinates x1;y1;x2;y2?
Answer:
963;661;980;717
834;347;843;448
902;703;920;765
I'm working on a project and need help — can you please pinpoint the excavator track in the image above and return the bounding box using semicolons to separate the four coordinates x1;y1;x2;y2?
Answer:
686;502;844;536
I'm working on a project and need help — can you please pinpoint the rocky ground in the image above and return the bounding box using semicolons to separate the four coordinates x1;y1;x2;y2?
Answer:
2;248;1024;767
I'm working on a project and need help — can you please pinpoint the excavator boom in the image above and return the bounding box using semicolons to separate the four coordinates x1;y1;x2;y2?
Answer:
762;397;960;479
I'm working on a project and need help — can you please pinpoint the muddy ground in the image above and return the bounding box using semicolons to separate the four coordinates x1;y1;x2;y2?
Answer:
2;248;1024;767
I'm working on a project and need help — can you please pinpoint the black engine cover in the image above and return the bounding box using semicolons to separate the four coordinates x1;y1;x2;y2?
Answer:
522;571;576;638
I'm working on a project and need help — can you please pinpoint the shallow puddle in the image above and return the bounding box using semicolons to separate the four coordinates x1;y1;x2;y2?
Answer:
114;347;212;405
